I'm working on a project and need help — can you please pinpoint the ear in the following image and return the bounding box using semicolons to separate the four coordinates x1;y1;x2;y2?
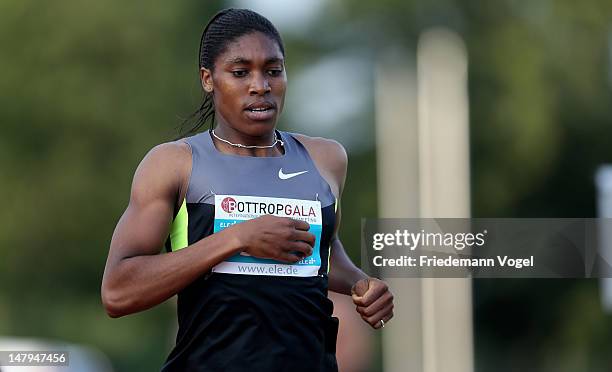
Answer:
200;67;213;93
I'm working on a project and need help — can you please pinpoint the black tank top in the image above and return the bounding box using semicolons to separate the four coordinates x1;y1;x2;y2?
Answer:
161;130;339;371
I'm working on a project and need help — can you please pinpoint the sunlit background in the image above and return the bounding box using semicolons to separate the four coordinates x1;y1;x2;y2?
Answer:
2;0;612;371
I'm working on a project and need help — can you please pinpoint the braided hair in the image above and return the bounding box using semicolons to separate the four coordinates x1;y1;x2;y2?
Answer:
178;8;285;138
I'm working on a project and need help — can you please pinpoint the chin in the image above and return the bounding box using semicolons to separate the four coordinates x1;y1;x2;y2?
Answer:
241;119;277;135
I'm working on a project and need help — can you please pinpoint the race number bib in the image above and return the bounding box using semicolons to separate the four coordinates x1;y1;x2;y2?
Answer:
212;195;322;277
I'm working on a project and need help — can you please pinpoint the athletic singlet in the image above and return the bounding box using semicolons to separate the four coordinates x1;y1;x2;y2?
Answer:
161;130;339;372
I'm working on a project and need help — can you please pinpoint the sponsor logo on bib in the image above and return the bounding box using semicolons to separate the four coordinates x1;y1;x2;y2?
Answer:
213;195;322;277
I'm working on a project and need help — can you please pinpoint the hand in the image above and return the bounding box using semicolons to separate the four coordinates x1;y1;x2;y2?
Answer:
351;277;394;329
234;215;316;264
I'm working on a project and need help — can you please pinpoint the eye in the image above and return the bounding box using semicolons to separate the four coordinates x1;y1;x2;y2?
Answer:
267;69;283;77
232;70;248;78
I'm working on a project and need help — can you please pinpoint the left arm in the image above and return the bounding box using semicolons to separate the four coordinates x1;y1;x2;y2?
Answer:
323;142;368;295
328;233;368;295
295;134;394;329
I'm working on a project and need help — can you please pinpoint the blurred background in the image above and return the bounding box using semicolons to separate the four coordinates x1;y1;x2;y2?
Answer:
2;0;612;371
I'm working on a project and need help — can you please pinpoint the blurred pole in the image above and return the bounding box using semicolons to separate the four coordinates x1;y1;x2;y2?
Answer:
417;28;473;372
596;165;612;312
376;51;423;372
375;28;473;372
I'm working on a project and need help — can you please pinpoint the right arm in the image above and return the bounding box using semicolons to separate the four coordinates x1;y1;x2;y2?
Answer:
101;142;314;318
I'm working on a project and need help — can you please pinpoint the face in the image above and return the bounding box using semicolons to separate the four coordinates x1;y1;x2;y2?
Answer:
200;31;286;137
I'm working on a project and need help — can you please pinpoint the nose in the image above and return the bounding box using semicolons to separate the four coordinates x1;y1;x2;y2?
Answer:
249;72;271;95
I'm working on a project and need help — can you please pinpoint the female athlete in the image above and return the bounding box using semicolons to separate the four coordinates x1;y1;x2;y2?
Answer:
101;8;394;371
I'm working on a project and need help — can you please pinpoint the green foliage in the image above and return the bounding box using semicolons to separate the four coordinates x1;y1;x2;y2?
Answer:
327;0;612;371
0;1;223;370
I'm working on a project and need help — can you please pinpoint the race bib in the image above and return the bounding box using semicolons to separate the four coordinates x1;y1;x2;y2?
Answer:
212;195;322;277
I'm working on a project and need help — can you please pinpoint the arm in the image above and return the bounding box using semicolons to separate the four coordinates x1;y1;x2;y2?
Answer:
328;235;368;295
295;134;394;329
101;142;313;318
326;157;369;296
292;135;368;293
101;142;244;317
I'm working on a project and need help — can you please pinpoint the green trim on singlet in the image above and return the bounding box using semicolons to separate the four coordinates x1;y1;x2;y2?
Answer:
169;199;188;251
327;198;338;274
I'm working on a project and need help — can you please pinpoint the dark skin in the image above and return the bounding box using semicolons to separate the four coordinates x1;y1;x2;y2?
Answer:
101;31;393;329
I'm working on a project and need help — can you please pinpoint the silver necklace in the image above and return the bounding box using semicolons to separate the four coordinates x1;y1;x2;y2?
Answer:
211;129;284;149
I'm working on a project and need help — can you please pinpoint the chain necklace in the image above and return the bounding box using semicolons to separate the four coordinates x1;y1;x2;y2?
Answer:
211;129;284;149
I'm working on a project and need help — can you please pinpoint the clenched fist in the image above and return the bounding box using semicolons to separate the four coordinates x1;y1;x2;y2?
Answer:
351;277;394;329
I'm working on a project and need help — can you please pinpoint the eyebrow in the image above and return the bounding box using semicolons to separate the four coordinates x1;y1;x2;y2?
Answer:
225;57;284;65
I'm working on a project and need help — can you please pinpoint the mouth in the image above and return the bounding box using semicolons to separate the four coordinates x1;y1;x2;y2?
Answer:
244;101;277;121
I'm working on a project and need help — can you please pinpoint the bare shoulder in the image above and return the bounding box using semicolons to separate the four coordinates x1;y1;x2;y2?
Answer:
291;133;348;196
131;140;192;206
292;134;347;170
141;140;191;169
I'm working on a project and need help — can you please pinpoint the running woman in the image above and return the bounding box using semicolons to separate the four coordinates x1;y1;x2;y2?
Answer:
101;8;394;371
